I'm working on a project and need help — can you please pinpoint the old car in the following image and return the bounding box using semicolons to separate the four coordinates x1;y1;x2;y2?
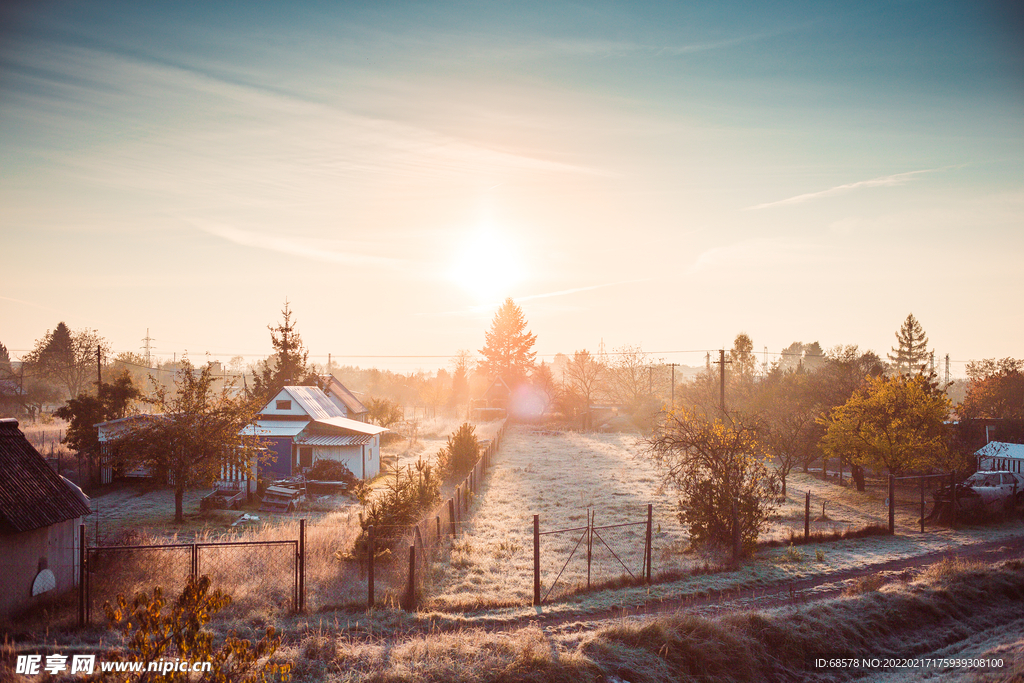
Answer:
928;471;1024;522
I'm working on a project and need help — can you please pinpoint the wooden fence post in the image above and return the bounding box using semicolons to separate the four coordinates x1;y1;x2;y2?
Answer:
645;503;653;583
950;472;957;528
79;523;86;628
367;525;375;609
533;515;540;606
449;498;456;537
731;499;741;561
920;476;925;533
804;491;810;540
405;544;416;611
888;475;895;535
298;518;306;612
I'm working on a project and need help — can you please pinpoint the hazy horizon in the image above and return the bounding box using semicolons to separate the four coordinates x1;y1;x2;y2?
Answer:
3;1;1022;374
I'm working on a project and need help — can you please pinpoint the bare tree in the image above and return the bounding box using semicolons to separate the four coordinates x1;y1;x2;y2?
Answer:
561;350;604;429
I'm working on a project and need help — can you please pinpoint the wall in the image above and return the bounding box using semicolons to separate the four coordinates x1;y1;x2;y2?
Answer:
0;518;80;619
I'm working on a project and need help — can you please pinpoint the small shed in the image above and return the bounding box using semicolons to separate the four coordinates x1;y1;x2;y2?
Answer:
976;441;1024;474
0;418;91;618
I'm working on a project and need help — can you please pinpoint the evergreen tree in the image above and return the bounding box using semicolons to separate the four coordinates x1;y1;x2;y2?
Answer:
23;322;109;398
888;313;930;375
478;298;537;384
252;302;319;401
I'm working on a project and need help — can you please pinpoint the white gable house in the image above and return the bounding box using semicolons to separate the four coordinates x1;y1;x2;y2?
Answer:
247;386;386;480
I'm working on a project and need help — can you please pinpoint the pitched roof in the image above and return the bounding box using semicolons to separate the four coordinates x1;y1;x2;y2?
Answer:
0;419;91;534
976;441;1024;460
312;416;387;436
321;376;368;416
282;386;347;421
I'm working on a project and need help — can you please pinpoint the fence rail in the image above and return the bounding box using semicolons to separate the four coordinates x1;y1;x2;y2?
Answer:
80;523;303;627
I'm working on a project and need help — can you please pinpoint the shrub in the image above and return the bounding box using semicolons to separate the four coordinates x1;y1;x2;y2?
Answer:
436;422;480;480
642;407;780;554
349;458;440;557
101;575;289;682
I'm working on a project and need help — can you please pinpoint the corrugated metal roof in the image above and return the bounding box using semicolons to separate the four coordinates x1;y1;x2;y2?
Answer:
0;419;91;534
284;386;347;421
295;434;374;446
242;420;309;437
315;416;387;436
977;441;1024;460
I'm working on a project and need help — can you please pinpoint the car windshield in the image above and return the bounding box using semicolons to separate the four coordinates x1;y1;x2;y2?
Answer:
967;473;1003;487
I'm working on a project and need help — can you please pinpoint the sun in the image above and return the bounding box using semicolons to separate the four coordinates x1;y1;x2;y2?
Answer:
449;227;524;302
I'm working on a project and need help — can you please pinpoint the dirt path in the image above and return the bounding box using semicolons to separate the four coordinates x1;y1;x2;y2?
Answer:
529;535;1024;635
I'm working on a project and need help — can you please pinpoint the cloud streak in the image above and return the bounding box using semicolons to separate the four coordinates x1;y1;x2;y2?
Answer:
189;219;405;269
435;279;649;317
746;168;942;210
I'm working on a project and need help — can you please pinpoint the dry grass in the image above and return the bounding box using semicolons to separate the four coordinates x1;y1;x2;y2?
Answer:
274;555;1024;682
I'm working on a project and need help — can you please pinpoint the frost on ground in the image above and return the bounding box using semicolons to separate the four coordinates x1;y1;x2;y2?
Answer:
426;427;692;609
424;426;1024;618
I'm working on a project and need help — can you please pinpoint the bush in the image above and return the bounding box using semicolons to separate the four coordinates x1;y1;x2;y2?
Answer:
101;575;289;682
349;458;440;557
436;422;479;480
642;407;780;554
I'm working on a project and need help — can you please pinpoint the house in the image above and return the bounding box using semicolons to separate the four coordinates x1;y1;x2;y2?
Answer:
246;386;386;480
320;375;369;422
0;419;91;618
976;441;1024;474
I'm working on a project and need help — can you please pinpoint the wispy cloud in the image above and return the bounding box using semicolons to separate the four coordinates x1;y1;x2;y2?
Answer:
0;295;58;312
746;168;942;210
188;219;405;269
434;279;649;317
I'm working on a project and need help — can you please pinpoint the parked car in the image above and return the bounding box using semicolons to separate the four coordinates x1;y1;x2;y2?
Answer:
929;471;1024;522
956;471;1024;514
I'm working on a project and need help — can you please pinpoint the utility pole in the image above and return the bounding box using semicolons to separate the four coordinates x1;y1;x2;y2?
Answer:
96;345;102;388
141;329;155;367
945;353;951;386
714;350;731;414
667;363;679;410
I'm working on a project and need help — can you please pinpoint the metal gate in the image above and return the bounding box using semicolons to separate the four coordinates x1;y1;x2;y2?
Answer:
532;505;652;605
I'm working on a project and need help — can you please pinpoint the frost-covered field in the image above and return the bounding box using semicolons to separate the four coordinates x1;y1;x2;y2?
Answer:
427;426;691;609
425;426;1024;614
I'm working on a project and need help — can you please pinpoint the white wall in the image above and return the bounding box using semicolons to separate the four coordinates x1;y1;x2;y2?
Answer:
0;518;81;618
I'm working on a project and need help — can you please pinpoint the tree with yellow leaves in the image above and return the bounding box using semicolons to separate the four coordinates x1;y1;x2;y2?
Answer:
819;373;950;476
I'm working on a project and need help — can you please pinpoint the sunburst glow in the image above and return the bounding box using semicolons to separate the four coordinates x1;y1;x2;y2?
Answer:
449;227;524;302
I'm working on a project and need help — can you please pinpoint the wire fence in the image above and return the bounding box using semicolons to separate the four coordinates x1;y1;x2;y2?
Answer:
81;527;301;626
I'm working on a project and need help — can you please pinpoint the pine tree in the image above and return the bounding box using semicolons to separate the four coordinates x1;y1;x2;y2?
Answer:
888;313;930;375
253;302;319;401
478;298;537;384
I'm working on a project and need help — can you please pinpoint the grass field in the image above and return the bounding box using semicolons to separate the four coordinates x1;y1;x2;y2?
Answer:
426;427;690;609
424;425;1024;614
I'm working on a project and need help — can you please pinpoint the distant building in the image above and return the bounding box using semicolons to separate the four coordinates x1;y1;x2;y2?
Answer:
246;386;386;480
0;419;90;618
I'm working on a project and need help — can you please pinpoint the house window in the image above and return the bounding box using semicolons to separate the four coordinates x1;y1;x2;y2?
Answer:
276;400;292;411
299;446;313;469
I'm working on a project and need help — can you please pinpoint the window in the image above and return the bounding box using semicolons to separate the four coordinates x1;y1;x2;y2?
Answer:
299;446;313;469
276;400;292;411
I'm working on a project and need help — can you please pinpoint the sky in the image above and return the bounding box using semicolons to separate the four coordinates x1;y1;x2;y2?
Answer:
2;1;1022;373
